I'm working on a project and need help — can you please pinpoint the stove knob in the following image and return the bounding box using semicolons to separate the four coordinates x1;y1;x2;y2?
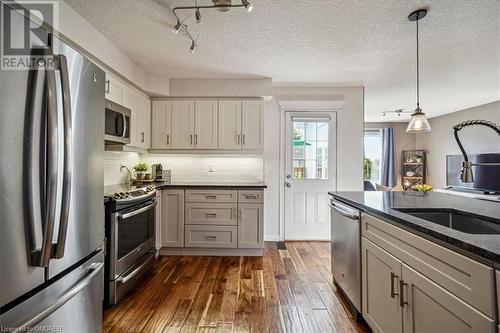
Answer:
125;192;130;197
113;193;120;199
119;192;126;198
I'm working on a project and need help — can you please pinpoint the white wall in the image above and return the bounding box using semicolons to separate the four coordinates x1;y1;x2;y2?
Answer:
416;101;500;188
169;78;273;98
104;152;141;186
264;86;364;240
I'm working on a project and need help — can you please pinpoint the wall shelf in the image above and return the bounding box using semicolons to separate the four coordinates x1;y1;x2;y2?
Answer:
401;150;427;191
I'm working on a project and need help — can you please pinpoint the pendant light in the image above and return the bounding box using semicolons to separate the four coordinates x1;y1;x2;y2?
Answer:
406;9;432;133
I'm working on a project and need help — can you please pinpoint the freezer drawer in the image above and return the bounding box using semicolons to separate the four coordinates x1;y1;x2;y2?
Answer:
0;251;104;333
330;198;361;313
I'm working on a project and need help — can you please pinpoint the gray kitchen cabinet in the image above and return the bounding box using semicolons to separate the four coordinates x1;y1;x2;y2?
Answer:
152;101;172;149
361;238;402;333
104;73;123;104
237;203;264;249
161;189;185;248
155;191;162;251
241;100;264;150
194;100;218;149
401;264;495;333
218;100;242;149
171;101;195;149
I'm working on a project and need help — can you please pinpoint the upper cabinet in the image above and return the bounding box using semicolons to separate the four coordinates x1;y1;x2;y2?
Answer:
241;100;264;150
105;72;151;150
152;99;264;152
219;100;242;149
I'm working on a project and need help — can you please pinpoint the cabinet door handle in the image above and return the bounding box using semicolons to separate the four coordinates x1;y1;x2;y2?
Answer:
141;131;145;143
205;235;217;240
166;134;170;145
190;134;193;145
390;272;399;298
205;213;217;218
105;79;110;93
399;280;408;307
195;134;198;145
242;134;246;145
237;134;241;145
244;194;258;199
238;208;242;219
205;195;217;199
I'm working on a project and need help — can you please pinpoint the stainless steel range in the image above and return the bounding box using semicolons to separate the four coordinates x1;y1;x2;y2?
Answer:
104;185;157;305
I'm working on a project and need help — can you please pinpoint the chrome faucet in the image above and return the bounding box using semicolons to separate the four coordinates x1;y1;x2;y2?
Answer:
453;120;500;182
120;165;133;184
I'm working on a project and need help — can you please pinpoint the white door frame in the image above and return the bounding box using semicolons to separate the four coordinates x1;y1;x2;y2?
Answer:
278;100;344;241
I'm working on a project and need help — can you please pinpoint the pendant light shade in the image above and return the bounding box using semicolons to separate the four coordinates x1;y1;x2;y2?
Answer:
406;107;431;133
406;9;431;133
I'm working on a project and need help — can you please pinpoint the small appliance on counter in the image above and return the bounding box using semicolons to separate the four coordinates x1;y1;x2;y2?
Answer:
152;164;171;183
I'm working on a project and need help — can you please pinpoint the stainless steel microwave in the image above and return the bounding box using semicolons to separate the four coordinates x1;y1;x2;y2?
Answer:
105;99;131;144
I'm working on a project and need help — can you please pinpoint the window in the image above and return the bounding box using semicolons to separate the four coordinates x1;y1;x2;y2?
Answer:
364;130;382;185
292;120;329;179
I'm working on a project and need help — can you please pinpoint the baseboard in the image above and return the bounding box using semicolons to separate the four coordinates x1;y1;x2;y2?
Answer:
264;234;280;241
159;247;263;257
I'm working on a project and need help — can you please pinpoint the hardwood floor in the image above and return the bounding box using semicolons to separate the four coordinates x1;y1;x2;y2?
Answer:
103;242;370;333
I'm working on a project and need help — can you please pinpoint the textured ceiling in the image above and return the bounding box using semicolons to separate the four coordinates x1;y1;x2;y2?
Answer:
62;0;500;121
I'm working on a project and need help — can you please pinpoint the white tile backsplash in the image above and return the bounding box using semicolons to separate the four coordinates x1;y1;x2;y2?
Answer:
104;152;264;185
104;151;141;186
142;154;264;183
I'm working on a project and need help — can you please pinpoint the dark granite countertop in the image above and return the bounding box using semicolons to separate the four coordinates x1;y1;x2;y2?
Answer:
329;191;500;266
105;181;267;197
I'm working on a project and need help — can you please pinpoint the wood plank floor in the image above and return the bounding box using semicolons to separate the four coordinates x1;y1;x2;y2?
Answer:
103;242;370;333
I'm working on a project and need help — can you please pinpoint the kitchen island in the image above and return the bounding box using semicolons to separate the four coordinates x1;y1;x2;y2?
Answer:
329;190;500;333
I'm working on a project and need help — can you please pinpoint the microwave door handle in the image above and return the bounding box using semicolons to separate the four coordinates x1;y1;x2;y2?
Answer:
122;113;127;138
53;54;72;259
117;201;157;219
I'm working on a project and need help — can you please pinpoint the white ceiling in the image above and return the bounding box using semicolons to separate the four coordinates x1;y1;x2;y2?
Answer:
63;0;500;121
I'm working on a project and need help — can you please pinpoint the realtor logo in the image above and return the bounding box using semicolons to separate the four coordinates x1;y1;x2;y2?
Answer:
1;0;58;70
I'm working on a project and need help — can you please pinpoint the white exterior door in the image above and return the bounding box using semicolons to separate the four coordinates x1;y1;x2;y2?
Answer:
219;100;242;149
195;100;218;149
171;101;195;149
241;100;264;150
284;112;336;240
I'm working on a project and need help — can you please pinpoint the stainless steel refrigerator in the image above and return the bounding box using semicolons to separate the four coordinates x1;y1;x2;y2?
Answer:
0;6;105;332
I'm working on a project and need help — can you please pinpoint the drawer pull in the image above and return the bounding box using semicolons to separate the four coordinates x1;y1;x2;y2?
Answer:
206;195;217;199
205;235;217;240
244;194;258;199
205;213;217;217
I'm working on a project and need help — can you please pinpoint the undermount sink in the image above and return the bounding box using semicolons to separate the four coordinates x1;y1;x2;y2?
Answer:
394;208;500;235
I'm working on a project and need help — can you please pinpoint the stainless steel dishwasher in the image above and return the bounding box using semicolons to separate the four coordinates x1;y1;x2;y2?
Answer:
329;197;361;314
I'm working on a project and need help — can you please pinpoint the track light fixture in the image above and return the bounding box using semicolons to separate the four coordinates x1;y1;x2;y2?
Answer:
172;0;253;53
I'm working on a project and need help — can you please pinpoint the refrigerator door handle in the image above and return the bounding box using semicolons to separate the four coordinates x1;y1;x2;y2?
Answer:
34;64;59;267
16;262;104;331
53;54;72;259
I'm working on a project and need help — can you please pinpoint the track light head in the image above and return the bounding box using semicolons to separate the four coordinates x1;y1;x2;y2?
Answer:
190;40;196;54
195;8;201;23
173;20;182;33
242;0;253;12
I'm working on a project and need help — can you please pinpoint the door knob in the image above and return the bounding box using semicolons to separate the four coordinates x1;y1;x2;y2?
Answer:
285;182;291;188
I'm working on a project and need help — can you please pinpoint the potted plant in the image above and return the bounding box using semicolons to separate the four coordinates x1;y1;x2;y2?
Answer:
133;162;149;180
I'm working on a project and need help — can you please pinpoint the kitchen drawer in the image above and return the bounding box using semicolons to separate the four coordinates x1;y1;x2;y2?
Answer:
185;190;237;203
238;190;264;203
362;213;495;318
184;225;237;248
185;203;237;226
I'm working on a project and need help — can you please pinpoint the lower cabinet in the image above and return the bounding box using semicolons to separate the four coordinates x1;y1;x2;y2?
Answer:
161;189;185;247
160;189;264;251
362;238;402;333
238;204;264;248
362;237;495;333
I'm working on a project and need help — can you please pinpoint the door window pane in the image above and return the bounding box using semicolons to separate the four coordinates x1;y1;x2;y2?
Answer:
292;120;329;179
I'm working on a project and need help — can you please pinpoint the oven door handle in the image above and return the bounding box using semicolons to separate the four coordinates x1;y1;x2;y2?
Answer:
116;252;154;284
118;201;157;220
